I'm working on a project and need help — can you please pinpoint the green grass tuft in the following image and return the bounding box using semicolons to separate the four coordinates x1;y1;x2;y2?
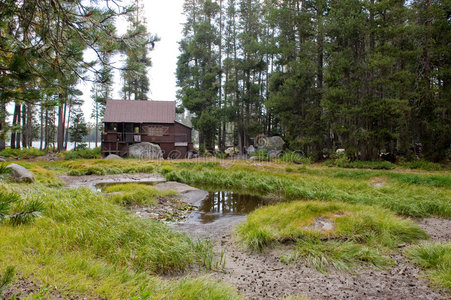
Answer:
63;147;101;160
406;242;451;290
237;201;427;272
0;147;46;159
103;183;177;206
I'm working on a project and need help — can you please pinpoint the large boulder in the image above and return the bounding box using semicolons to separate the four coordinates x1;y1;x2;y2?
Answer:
6;163;34;183
256;136;285;158
129;142;163;159
0;156;6;162
105;154;123;160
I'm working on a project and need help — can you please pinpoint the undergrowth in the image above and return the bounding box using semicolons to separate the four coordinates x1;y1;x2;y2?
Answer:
237;201;427;272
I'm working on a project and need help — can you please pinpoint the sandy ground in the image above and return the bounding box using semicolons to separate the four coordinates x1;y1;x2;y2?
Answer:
6;173;450;299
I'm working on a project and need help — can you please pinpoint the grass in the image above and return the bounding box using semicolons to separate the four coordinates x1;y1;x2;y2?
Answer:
61;159;156;176
103;183;177;206
406;242;451;290
0;147;46;159
0;178;241;298
63;147;101;160
237;201;427;272
164;165;451;218
398;159;444;171
323;159;396;170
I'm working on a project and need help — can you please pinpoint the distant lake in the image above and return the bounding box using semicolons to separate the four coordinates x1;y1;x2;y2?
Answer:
6;141;98;151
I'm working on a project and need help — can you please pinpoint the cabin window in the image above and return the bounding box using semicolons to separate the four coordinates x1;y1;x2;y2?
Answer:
143;125;168;136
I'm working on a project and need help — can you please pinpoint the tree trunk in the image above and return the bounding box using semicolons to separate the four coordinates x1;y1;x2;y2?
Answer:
0;102;5;151
57;95;65;152
40;103;44;150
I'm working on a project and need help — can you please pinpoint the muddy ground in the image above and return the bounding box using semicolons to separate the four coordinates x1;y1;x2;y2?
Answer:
6;174;450;299
175;214;450;300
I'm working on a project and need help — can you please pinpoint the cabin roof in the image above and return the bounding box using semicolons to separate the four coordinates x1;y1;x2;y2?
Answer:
103;100;176;123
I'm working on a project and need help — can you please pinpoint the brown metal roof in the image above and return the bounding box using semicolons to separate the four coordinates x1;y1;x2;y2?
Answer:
103;100;176;123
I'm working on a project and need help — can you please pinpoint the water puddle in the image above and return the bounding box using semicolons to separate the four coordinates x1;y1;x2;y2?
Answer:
188;191;265;224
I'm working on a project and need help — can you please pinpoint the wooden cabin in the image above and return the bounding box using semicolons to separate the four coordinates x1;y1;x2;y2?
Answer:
101;100;193;159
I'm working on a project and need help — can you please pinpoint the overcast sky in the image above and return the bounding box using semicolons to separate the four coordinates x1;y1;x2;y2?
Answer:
79;0;186;121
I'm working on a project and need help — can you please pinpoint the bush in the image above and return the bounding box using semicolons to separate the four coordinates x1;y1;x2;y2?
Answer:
323;158;395;170
215;153;227;159
279;151;311;164
251;149;271;161
398;159;443;171
63;147;101;160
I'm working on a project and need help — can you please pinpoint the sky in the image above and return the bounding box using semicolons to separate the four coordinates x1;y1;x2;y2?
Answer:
79;0;186;121
5;1;186;124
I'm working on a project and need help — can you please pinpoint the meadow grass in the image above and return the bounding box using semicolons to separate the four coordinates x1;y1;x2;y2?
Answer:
0;147;46;159
0;178;241;298
236;201;427;272
103;183;177;206
406;242;451;290
60;159;157;175
164;164;451;218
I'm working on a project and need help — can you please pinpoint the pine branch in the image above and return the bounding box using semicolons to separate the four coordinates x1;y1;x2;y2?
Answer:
8;200;44;226
0;266;15;297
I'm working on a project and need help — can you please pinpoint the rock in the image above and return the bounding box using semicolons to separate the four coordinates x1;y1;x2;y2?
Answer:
6;163;34;183
0;156;6;162
225;147;238;156
336;148;345;153
247;145;256;155
104;154;123;160
129;142;163;159
256;136;285;158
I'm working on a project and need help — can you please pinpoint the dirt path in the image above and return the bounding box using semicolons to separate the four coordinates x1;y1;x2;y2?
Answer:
175;215;449;300
417;218;451;242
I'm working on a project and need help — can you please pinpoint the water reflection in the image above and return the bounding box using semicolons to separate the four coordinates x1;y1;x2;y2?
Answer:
196;191;264;223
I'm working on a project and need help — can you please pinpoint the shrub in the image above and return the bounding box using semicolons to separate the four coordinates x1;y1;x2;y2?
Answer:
324;159;395;170
63;147;101;160
279;151;311;164
398;159;443;171
215;153;227;159
251;149;271;161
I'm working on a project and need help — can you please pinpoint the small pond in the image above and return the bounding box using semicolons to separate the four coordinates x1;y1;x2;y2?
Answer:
189;191;266;224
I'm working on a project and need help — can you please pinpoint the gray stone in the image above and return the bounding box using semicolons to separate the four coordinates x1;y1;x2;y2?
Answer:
129;142;163;159
225;147;237;156
6;163;34;183
256;136;285;158
0;156;6;162
247;145;256;155
105;154;123;160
